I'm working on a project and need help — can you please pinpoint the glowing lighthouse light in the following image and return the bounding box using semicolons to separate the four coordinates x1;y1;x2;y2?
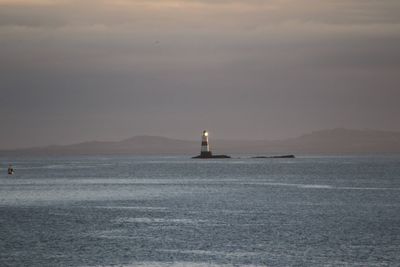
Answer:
200;130;212;158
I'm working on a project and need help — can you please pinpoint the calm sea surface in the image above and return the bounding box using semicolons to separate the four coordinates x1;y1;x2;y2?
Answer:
1;155;400;267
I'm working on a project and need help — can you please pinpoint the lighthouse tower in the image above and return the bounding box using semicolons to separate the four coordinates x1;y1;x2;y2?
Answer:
193;130;230;159
200;130;212;158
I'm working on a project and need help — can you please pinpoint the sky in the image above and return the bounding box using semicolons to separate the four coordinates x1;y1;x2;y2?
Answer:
1;0;400;149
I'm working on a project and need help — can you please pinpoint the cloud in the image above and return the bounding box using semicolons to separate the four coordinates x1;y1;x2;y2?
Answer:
1;0;400;28
0;0;400;148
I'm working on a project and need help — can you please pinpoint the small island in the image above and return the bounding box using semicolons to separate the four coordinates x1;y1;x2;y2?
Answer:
192;154;231;159
252;155;295;159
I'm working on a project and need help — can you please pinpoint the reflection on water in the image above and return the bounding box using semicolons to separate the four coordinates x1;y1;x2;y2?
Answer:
1;155;400;266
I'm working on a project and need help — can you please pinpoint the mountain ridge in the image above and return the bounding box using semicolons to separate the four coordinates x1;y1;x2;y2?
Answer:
1;128;400;156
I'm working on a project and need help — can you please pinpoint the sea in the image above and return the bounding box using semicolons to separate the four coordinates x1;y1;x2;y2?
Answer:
0;155;399;267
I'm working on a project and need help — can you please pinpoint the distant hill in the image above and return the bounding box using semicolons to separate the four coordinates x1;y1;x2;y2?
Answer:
1;129;400;156
0;136;198;156
269;128;400;154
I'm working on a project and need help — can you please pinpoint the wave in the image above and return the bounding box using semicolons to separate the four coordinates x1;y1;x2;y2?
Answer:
158;249;263;257
114;217;206;224
94;206;168;211
82;262;266;267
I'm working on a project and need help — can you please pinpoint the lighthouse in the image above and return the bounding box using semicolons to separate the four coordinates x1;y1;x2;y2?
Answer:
192;130;230;159
200;130;212;158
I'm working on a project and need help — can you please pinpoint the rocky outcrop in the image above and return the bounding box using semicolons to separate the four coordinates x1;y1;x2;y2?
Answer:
252;155;295;159
192;154;231;159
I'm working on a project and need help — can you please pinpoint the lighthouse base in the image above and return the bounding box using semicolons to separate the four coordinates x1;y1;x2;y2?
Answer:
201;151;212;158
192;152;231;159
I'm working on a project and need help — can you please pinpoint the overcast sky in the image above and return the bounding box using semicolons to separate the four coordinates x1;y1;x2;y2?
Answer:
1;0;400;149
